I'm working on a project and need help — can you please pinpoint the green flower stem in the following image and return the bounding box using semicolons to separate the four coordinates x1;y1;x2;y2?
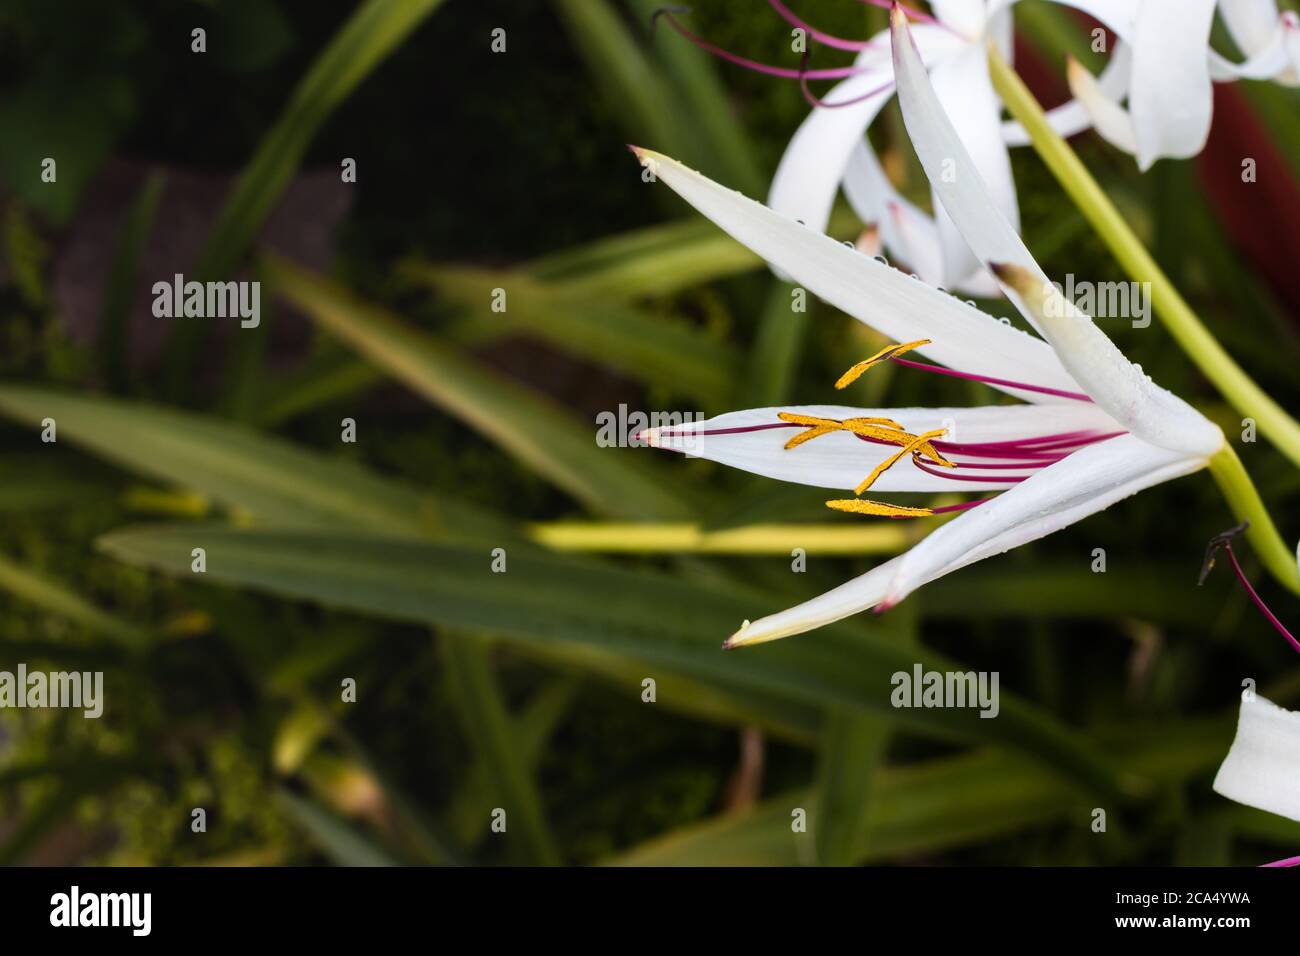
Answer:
1208;446;1300;596
527;521;912;555
988;46;1300;473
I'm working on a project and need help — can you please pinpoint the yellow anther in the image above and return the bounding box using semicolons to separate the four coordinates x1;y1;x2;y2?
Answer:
853;428;951;496
834;338;931;390
783;424;839;450
825;498;933;518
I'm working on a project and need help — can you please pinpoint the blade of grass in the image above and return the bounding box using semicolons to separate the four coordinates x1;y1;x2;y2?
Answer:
0;553;149;650
166;0;447;396
418;265;739;405
276;788;402;867
97;523;1136;797
442;635;562;864
0;384;506;540
266;254;697;520
99;171;164;394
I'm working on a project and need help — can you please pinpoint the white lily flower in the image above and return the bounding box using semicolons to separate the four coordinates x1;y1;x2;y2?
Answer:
626;8;1224;648
1069;0;1300;170
768;0;1136;294
1213;694;1300;823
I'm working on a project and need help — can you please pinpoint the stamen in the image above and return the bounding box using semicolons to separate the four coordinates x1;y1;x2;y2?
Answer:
889;357;1094;402
836;339;931;389
767;0;874;51
1199;522;1300;657
825;498;933;518
798;52;896;109
652;8;870;79
854;428;952;495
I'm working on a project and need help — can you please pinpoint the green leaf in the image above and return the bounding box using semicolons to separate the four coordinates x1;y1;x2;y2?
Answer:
277;789;401;867
196;0;446;280
99;172;165;393
0;553;149;650
448;678;579;848
97;523;1133;797
415;265;740;405
0;384;504;540
442;636;562;864
814;708;891;866
266;254;696;520
608;720;1229;865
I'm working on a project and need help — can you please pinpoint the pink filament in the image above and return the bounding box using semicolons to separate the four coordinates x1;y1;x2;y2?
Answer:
853;0;945;30
799;63;895;109
768;0;875;51
890;357;1094;402
1223;544;1300;657
654;9;869;79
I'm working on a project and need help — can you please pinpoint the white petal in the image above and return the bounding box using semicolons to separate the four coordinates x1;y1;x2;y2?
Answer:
844;143;1000;296
988;0;1138;40
630;147;1084;402
882;434;1205;606
642;402;1122;493
889;14;1224;458
931;0;986;38
891;11;1044;303
1002;42;1133;146
996;266;1224;457
1221;0;1282;57
727;552;907;647
1130;0;1217;170
730;433;1203;646
767;26;963;235
929;46;1019;288
1213;695;1300;823
1067;57;1137;155
767;64;895;236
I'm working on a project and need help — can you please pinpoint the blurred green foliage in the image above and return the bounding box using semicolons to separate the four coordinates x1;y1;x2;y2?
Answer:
1;0;1299;866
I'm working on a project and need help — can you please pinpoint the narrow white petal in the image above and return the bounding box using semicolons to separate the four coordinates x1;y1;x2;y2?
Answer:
988;0;1138;40
931;0;986;38
996;265;1224;457
1130;0;1216;170
890;13;1224;458
891;11;1043;300
1221;0;1282;57
882;434;1206;606
730;432;1203;647
768;27;963;235
630;147;1084;402
1067;57;1138;155
1213;695;1300;823
767;65;895;236
642;403;1122;493
1003;42;1133;146
844;143;1000;296
727;553;906;648
930;48;1020;289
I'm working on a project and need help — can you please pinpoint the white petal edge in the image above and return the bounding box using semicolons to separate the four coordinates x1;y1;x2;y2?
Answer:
642;402;1124;493
890;12;1224;458
1130;0;1217;170
929;45;1020;288
729;432;1204;646
882;434;1207;606
767;26;964;235
631;147;1084;402
1067;57;1137;155
1213;694;1300;823
1002;42;1133;146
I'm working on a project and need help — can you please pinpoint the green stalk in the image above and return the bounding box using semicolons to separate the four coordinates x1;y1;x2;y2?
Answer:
988;46;1300;472
1209;446;1300;596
